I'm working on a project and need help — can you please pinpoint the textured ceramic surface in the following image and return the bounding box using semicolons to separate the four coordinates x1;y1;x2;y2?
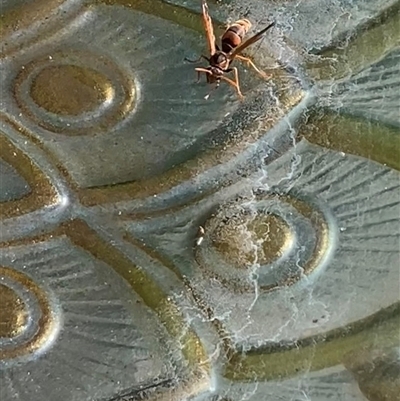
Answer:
0;1;399;400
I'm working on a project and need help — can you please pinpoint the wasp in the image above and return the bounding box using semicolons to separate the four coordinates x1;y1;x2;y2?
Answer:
185;0;275;99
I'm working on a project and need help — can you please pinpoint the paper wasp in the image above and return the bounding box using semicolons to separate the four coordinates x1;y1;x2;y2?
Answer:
185;0;275;99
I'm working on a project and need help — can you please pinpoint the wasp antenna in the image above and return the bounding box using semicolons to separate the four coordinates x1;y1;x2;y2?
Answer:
184;55;210;63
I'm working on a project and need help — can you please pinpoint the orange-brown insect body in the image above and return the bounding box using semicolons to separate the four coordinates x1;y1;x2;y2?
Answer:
186;0;275;98
221;19;252;53
206;20;252;84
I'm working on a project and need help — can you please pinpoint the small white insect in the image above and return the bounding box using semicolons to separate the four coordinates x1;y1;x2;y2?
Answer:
196;226;205;246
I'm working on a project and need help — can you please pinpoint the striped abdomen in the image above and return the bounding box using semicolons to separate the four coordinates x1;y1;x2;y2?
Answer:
221;19;252;53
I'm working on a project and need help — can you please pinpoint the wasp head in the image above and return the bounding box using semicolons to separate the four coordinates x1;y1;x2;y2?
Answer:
201;65;221;84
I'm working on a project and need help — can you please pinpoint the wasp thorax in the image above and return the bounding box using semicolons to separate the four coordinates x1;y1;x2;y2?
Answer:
210;52;229;71
210;52;226;64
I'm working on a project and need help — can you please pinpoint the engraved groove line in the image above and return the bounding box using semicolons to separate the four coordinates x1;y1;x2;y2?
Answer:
330;182;400;210
45;269;94;283
57;345;134;373
341;232;400;240
64;312;138;328
298;153;345;190
326;168;392;204
340;246;399;253
343;216;400;230
308;160;365;197
66;331;145;352
62;299;125;306
55;284;111;294
336;199;400;220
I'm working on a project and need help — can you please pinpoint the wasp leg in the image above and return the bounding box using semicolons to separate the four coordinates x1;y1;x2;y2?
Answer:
185;55;210;63
221;67;244;100
235;54;271;79
195;67;212;83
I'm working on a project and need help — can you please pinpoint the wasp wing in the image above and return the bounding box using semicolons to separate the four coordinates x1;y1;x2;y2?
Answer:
229;22;275;59
201;0;217;56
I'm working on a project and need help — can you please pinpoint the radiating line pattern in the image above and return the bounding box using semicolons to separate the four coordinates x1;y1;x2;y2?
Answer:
0;236;178;401
1;0;399;400
0;5;270;189
326;49;400;126
218;139;400;346
122;139;400;351
214;366;368;400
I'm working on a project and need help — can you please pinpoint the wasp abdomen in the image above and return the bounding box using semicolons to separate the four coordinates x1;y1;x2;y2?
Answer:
221;19;252;53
